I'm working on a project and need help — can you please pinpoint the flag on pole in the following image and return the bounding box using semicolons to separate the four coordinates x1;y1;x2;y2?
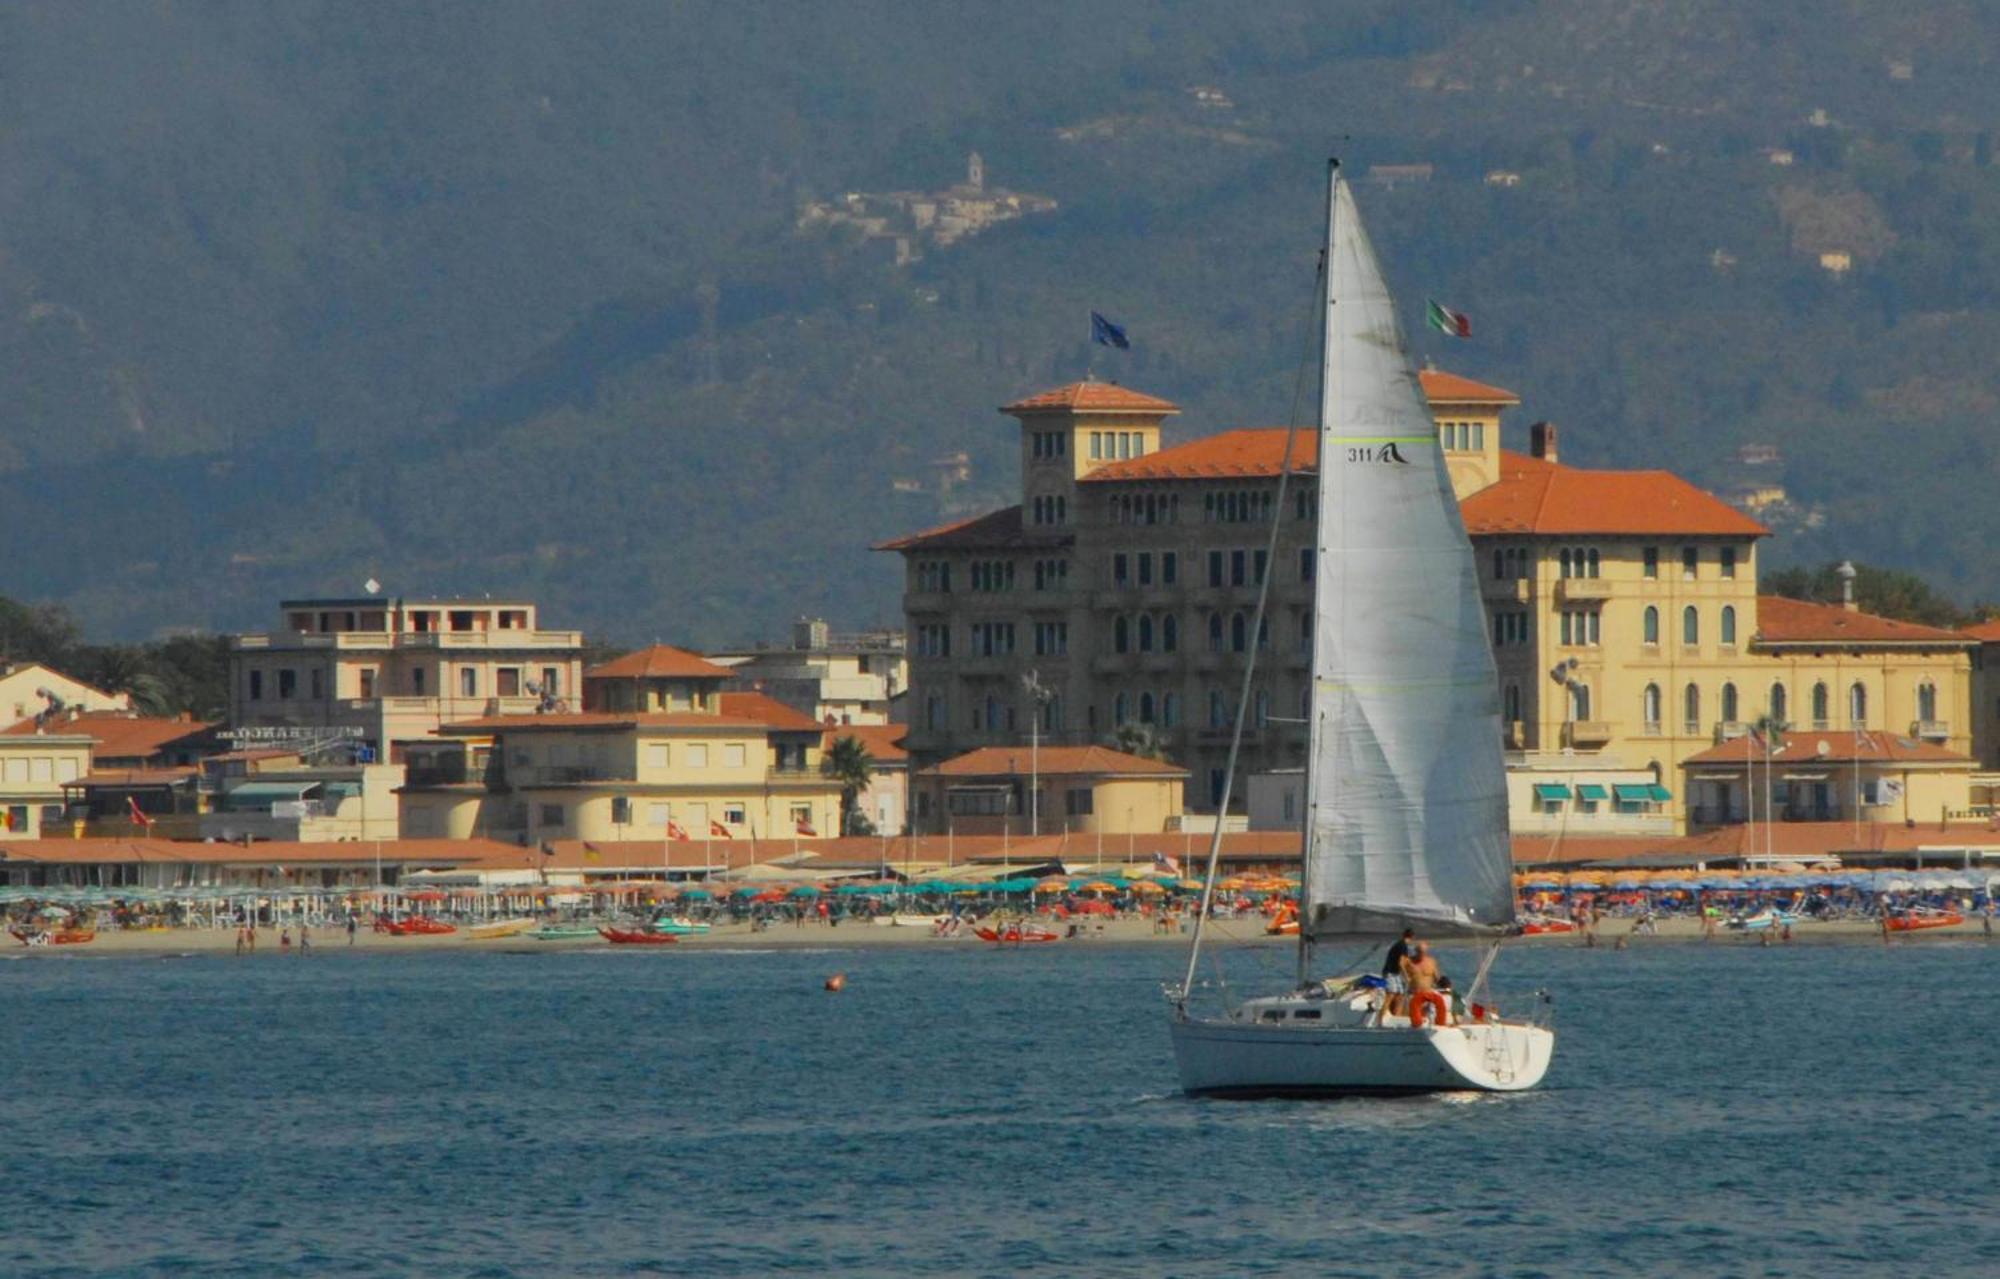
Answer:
127;796;155;831
1090;311;1130;349
709;821;733;840
1152;850;1180;876
667;821;690;841
1425;299;1471;338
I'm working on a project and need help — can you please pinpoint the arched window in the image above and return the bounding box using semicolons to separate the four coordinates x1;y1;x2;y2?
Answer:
1559;548;1573;578
984;693;1000;731
1257;617;1270;651
1113;616;1129;653
1208;690;1227;729
1231;612;1248;653
1161;693;1178;728
1162;614;1178;653
1504;683;1522;722
1587;548;1600;578
1254;689;1270;729
1208;612;1223;653
1721;682;1738;723
1492;549;1505;580
1643;683;1662;730
926;694;944;731
1720;605;1737;646
1684;683;1701;733
1917;680;1937;723
1643;606;1659;645
1569;682;1591;722
1139;691;1156;723
1769;683;1787;724
1682;606;1699;645
1849;682;1868;727
1137;614;1154;652
1113;692;1129;725
1811;682;1829;727
1041;694;1063;732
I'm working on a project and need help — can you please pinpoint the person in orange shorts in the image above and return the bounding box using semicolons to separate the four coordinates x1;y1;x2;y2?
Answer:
1402;942;1448;1027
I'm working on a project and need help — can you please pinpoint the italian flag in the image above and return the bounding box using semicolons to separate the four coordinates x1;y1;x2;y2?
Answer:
1426;299;1471;338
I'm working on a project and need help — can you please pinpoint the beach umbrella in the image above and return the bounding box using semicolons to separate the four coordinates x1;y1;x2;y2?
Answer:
731;885;763;898
1080;881;1119;893
1130;880;1166;895
1033;877;1069;893
789;884;822;898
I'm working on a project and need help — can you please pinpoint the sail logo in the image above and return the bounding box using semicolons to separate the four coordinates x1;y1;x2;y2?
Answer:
1342;442;1412;465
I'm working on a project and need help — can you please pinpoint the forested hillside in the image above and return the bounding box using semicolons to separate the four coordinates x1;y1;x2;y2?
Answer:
1;1;1996;645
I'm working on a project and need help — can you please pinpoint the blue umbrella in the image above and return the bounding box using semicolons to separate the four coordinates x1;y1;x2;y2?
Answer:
789;884;822;898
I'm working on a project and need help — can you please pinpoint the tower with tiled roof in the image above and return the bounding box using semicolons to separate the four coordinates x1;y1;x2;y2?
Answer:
1001;379;1179;534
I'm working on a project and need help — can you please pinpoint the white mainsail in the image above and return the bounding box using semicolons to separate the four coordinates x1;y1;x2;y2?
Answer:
1303;169;1514;939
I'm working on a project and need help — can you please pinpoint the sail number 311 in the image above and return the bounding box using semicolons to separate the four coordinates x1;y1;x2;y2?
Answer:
1345;442;1411;465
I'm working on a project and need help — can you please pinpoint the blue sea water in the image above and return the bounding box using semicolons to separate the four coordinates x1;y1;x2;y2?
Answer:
1;939;1995;1278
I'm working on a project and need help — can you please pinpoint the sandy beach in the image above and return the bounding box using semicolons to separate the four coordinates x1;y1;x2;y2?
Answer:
7;910;1992;957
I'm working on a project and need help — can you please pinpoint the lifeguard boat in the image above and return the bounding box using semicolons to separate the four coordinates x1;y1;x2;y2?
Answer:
1884;908;1964;933
974;923;1061;945
600;927;678;945
1518;917;1577;936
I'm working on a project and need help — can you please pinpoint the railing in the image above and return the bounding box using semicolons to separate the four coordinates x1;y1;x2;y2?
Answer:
1481;577;1532;602
1554;578;1611;602
511;765;624;786
1564;720;1613;746
1714;721;1749;742
1911;720;1950;741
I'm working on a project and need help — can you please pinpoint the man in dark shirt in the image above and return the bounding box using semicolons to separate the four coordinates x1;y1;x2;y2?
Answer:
1381;928;1416;1017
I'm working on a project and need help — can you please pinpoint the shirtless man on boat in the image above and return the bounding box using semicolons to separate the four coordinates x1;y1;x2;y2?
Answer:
1401;943;1449;1027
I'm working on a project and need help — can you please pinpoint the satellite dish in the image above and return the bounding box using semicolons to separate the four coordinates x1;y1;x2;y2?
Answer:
364;578;381;595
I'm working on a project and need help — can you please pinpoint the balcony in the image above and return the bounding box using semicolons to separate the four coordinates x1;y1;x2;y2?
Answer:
1562;720;1613;747
1554;578;1611;602
1714;721;1750;743
1482;577;1532;603
510;764;628;787
1911;720;1950;742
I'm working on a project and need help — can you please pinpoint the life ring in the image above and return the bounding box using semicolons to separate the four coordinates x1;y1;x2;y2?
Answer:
1409;990;1449;1028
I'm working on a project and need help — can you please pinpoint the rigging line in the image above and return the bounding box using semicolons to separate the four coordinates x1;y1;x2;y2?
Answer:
1180;163;1332;1003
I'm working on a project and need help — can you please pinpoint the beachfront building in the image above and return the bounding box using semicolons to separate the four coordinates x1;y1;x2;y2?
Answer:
4;712;221;838
1679;728;1985;831
227;595;587;762
0;663;130;729
879;372;1978;832
710;618;907;727
1963;619;2000;774
911;744;1186;837
198;749;406;843
828;723;910;837
0;731;91;838
397;644;843;845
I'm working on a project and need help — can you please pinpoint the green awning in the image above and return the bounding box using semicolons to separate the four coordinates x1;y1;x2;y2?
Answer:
1533;783;1570;801
1612;784;1654;802
223;781;315;811
1575;783;1610;801
1648;784;1673;802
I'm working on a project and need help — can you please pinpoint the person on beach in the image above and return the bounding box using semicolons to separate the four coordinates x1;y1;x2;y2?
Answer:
299;927;310;954
347;915;357;946
279;928;291;953
234;927;246;957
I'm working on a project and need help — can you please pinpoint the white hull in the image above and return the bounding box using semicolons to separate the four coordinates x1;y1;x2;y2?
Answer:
1170;997;1553;1096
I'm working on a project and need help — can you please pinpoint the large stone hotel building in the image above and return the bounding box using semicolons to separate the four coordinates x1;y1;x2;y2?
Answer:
880;373;1983;831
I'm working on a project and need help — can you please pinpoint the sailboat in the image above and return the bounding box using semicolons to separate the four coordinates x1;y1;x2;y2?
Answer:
1166;161;1554;1096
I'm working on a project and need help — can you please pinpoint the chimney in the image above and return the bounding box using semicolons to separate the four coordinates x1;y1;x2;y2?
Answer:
1837;560;1858;612
1530;421;1559;463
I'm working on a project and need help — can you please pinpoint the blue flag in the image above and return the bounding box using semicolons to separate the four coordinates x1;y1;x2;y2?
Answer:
1090;311;1130;349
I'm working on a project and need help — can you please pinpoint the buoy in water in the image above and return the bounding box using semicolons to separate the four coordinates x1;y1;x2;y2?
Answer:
824;973;846;992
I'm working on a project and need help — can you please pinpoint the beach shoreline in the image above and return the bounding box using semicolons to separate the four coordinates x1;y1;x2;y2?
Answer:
5;911;1992;957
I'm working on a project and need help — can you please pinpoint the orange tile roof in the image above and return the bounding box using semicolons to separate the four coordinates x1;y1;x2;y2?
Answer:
824;723;909;764
1417;368;1519;403
872;505;1047;553
717;691;822;733
1754;597;1972;646
1957;618;2000;642
0;838;522;866
1001;381;1180;415
1459;451;1768;537
2;712;216;762
72;768;199;787
1682;729;1972;768
1512;822;2000;866
1082;428;1315;483
924;745;1187;778
585;644;731;680
442;712;770;734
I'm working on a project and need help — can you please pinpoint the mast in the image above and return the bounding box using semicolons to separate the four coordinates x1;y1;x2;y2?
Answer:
1295;158;1338;987
1180;159;1334;1001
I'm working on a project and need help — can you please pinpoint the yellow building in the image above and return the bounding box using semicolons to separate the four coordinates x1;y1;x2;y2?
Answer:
229;595;586;762
0;732;92;838
882;371;1979;833
397;645;841;845
1681;729;1980;830
913;745;1185;836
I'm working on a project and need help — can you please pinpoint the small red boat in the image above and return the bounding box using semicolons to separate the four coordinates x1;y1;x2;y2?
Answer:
382;917;457;936
10;927;95;946
599;927;678;945
1884;910;1964;933
1519;918;1578;936
974;925;1061;945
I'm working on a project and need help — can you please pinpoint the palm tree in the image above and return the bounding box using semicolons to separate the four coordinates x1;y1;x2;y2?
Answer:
1107;721;1169;761
823;736;875;835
